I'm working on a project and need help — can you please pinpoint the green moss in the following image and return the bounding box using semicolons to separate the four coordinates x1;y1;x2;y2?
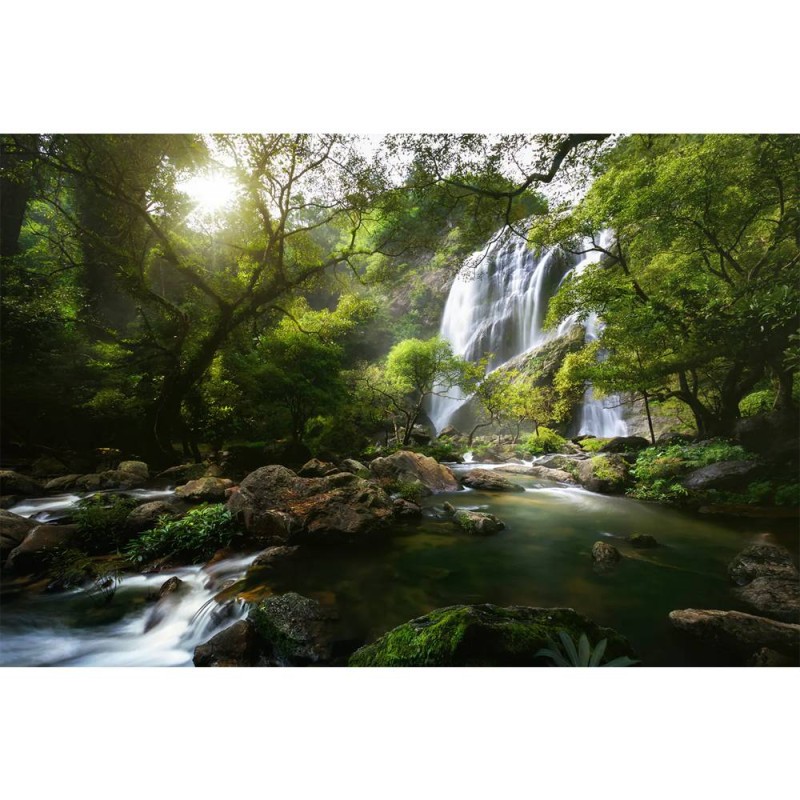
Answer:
349;604;636;667
578;437;609;453
590;456;627;490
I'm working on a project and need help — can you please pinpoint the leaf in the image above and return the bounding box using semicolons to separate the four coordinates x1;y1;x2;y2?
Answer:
588;638;608;666
535;647;569;667
558;631;580;666
601;656;640;667
577;633;591;666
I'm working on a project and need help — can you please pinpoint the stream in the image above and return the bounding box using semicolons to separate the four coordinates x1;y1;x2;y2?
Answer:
1;467;789;667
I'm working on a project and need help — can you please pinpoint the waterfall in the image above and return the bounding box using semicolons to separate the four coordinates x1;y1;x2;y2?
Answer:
428;228;628;438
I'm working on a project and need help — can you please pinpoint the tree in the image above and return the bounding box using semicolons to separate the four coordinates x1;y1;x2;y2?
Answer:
537;134;800;437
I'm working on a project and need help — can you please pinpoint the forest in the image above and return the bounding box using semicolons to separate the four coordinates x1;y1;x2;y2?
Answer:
1;132;798;667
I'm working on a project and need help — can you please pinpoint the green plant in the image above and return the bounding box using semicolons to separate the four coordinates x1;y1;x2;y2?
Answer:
73;494;137;553
392;480;426;504
517;426;566;457
738;389;776;417
628;479;690;503
577;437;609;453
125;503;239;564
536;631;639;667
46;548;124;600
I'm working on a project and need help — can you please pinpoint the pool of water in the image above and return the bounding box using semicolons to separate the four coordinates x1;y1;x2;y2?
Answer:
1;471;794;666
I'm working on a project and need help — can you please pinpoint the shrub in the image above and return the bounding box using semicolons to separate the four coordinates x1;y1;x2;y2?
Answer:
392;480;426;504
126;503;239;565
73;494;137;553
517;427;566;457
577;437;609;453
46;547;124;598
739;389;775;417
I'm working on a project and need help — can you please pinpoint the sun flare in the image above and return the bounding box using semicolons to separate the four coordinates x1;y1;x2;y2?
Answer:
179;169;238;216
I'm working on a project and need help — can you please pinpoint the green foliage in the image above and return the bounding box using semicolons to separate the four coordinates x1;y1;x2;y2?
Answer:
536;631;639;667
577;437;608;453
46;548;124;599
738;389;776;417
705;480;800;507
73;494;137;553
125;503;238;564
516;426;566;457
392;480;426;504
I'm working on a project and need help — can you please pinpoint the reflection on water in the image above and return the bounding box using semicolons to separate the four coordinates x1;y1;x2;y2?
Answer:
1;471;792;666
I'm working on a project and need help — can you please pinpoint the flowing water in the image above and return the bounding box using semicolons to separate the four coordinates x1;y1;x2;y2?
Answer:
428;228;628;438
2;473;789;667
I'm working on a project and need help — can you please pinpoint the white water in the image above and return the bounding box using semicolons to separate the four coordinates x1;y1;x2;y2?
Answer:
428;228;628;438
0;552;255;666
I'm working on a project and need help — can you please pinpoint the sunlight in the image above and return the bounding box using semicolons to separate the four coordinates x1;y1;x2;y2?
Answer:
178;169;238;217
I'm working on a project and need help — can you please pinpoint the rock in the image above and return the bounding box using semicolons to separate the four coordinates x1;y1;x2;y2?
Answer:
528;466;577;484
0;470;43;497
193;620;262;667
748;647;796;667
461;469;526;493
251;545;302;568
340;458;368;475
445;505;505;535
297;459;339;478
0;496;20;509
124;501;181;536
536;454;585;470
439;425;462;439
0;509;36;560
628;533;659;549
5;524;79;573
592;541;621;566
681;460;763;492
392;498;423;518
249;592;339;665
656;432;693;446
30;456;70;478
572;435;596;444
575;455;630;494
599;436;650;453
158;576;187;599
369;450;459;494
668;609;800;660
43;474;82;492
735;578;800;623
349;604;637;667
735;411;799;463
155;463;209;485
175;477;234;503
728;544;798;586
227;465;394;545
118;460;149;480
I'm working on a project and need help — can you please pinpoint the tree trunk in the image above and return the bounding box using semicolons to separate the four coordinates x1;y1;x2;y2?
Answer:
642;390;656;445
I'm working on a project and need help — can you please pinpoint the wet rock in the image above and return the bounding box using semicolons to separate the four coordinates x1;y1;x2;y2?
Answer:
5;524;79;573
297;459;339;478
536;454;586;469
528;466;577;484
628;533;659;549
681;460;764;492
392;498;423;518
668;608;800;660
43;474;82;492
575;455;630;494
193;620;262;667
251;545;302;568
0;470;43;497
155;463;209;485
599;436;650;453
592;541;621;566
118;460;149;480
369;450;459;494
0;496;20;509
175;477;234;503
249;592;339;665
748;647;796;667
735;577;800;623
439;425;462;439
349;604;637;667
124;501;181;536
443;503;504;535
158;576;187;599
461;469;525;492
728;544;798;586
227;465;394;546
0;509;36;560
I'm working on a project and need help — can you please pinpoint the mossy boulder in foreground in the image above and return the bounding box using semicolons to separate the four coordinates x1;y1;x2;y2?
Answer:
349;604;636;666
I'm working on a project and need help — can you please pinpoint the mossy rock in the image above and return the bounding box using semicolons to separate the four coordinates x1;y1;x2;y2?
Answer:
349;604;636;666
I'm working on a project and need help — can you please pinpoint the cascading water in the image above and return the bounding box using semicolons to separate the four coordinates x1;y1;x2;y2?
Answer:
428;228;628;437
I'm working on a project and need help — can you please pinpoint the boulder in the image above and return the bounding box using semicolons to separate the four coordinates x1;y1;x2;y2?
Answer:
227;465;394;545
392;498;423;518
349;604;637;667
251;545;302;568
124;501;181;536
249;592;339;665
155;463;209;486
656;432;693;446
728;544;798;586
193;619;262;667
461;469;525;493
528;466;577;484
735;411;799;462
43;474;82;492
439;425;462;439
443;502;504;535
735;577;800;623
681;460;763;492
668;608;800;660
0;509;36;559
628;534;659;549
748;647;797;667
536;454;586;470
30;456;70;478
591;541;621;567
175;477;234;503
297;459;339;478
0;470;43;497
5;524;79;573
599;436;650;453
340;458;368;475
118;460;149;480
575;455;630;494
0;496;20;509
369;450;459;494
158;576;187;599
